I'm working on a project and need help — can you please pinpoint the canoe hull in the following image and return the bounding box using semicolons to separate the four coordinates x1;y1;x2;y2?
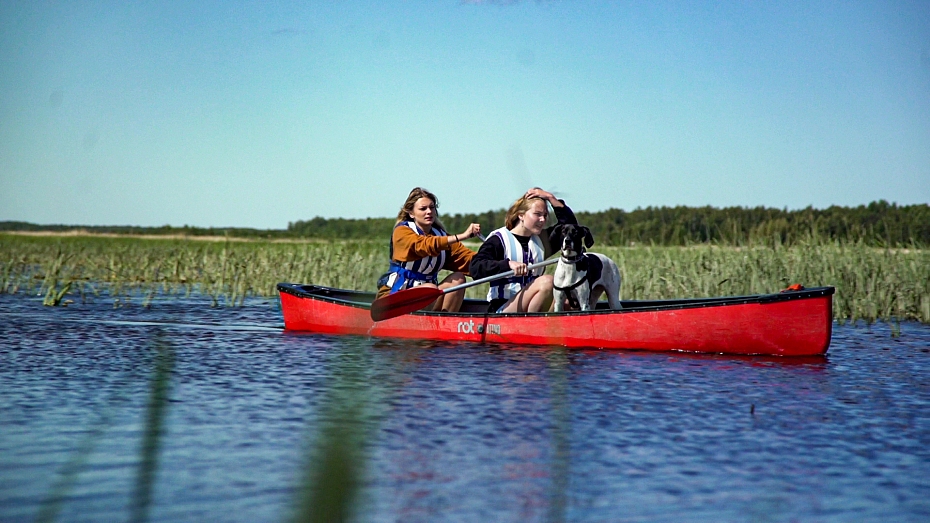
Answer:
277;284;833;357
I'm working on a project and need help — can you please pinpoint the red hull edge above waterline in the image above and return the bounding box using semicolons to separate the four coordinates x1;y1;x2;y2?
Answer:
277;284;834;357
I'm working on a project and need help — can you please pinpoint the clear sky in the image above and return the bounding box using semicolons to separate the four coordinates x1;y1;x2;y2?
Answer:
1;1;928;228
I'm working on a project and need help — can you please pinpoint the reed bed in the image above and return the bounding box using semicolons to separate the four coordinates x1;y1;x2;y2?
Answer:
1;234;928;324
596;243;930;325
0;235;385;307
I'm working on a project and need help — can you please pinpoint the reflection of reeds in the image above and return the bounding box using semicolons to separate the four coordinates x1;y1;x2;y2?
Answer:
33;333;173;523
130;333;175;523
292;342;373;523
545;349;570;523
34;395;120;523
1;234;928;323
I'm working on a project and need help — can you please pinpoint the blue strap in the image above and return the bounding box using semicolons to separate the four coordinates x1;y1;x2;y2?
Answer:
387;261;438;293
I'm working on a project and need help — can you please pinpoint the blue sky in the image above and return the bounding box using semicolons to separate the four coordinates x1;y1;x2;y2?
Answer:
1;1;928;228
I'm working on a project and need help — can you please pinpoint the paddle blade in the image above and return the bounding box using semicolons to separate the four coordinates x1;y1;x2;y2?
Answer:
370;286;443;322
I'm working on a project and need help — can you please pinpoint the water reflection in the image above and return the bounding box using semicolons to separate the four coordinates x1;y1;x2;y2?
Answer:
545;349;570;523
130;332;174;523
1;294;928;522
340;338;841;521
291;338;384;522
350;341;579;521
34;383;122;523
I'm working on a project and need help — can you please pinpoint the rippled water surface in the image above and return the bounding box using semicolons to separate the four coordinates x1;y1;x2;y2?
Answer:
1;293;928;522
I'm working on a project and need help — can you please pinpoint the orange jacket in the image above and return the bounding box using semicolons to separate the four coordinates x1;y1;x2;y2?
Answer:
376;225;475;298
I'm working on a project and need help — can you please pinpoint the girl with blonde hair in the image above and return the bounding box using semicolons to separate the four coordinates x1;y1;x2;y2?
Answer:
469;188;578;313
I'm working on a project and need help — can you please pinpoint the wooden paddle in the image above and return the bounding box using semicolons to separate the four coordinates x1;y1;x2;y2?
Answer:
370;258;559;321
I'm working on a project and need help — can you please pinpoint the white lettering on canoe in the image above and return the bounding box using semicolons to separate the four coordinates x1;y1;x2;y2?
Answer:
457;321;501;335
457;320;475;334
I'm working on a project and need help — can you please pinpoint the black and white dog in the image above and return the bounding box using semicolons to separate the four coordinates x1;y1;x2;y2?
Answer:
553;224;622;312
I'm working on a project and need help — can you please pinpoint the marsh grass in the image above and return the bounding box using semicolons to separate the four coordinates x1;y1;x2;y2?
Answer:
595;242;930;324
0;235;384;306
1;234;927;323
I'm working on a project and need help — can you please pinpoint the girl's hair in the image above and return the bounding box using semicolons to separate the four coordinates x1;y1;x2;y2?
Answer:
504;195;548;230
397;187;445;230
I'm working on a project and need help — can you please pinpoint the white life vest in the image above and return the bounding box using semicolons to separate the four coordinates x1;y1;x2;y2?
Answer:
487;226;546;301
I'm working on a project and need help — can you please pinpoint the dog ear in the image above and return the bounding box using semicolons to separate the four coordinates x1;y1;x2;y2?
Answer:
582;226;594;248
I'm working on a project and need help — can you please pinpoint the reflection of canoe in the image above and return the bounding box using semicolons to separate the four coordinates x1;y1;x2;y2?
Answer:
277;284;834;357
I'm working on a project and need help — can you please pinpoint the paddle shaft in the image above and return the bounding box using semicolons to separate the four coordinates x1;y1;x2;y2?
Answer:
368;240;558;321
436;257;559;297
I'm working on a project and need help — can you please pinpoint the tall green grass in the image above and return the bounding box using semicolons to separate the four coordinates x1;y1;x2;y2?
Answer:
595;242;930;324
0;235;385;307
2;234;928;323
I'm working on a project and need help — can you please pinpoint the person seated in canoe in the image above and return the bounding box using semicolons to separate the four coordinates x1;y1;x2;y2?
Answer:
469;187;577;313
376;187;482;313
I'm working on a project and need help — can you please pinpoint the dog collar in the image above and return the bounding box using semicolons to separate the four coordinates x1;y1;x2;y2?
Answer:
554;271;587;292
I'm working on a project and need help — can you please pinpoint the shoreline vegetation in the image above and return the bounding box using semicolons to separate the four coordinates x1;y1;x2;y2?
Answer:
2;234;927;325
2;200;928;247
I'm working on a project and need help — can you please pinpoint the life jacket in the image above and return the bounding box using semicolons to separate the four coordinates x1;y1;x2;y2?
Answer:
487;226;545;301
379;221;449;294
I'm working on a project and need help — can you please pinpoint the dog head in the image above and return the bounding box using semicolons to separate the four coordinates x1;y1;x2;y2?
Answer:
559;224;594;258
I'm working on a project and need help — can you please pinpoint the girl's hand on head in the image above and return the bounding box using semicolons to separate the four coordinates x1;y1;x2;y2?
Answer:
525;188;558;205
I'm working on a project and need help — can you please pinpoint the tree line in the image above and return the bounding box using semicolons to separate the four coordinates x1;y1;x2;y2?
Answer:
289;201;929;247
3;201;927;247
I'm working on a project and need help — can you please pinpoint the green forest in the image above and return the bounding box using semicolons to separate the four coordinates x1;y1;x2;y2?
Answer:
3;200;928;247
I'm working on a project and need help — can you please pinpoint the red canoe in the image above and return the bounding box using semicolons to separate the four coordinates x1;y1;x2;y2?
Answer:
277;283;834;357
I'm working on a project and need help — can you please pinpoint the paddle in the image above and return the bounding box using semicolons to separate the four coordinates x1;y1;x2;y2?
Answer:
370;258;560;321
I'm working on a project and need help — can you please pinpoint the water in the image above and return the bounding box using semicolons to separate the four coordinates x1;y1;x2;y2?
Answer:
1;293;928;522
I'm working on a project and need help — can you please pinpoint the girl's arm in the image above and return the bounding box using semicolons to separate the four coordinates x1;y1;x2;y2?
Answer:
445;241;476;275
468;235;511;279
392;226;454;261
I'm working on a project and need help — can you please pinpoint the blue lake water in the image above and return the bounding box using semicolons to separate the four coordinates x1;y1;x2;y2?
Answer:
1;293;928;522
